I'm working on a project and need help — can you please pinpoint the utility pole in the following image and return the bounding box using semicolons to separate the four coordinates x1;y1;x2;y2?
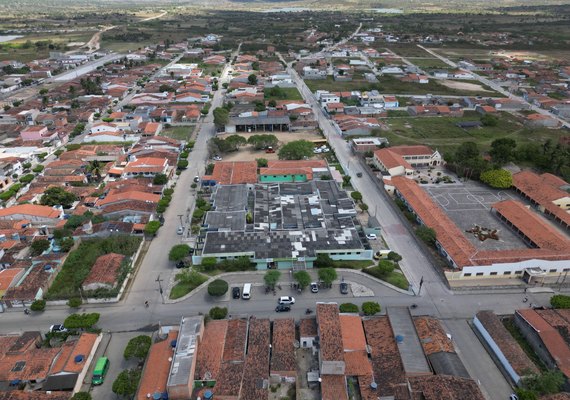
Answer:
156;275;164;304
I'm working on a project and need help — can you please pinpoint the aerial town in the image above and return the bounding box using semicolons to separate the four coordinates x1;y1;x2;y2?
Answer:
0;1;570;399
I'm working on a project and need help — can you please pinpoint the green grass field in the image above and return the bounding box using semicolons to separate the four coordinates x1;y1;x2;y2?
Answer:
263;87;303;101
382;111;561;155
160;126;194;141
406;58;450;69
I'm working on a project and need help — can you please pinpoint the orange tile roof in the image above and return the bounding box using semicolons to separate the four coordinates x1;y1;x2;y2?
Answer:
0;347;60;382
137;330;178;400
344;350;373;376
512;171;570;227
52;333;99;374
300;317;317;337
98;191;160;206
144;122;161;134
389;145;435;157
0;268;24;292
374;148;413;170
516;309;570;378
339;315;367;351
0;391;71;400
392;177;475;267
316;303;344;362
194;320;227;381
271;318;296;373
0;205;61;219
413;316;455;355
321;374;348;400
82;253;125;286
492;200;570;251
202;161;258;185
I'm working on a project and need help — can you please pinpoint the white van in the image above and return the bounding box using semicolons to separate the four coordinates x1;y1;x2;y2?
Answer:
242;283;251;300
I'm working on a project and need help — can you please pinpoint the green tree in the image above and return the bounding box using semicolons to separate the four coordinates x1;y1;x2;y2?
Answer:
480;169;512;189
247;134;279;150
19;174;35;183
201;257;217;271
490;138;517;166
31;239;50;256
169;244;190;262
523;370;564;395
123;335;152;360
247;73;258;85
144;221;161;236
377;260;396;277
70;392;92;400
480;114;499;127
40;187;78;208
68;297;82;308
294;270;311;290
224;134;248;151
350;191;363;202
30;299;46;312
314;253;333;268
256;158;268;168
177;160;189;169
32;164;44;173
209;306;228;320
360;203;369;213
362;301;381;316
550;294;570;309
318;268;337;286
339;303;359;313
264;270;281;289
416;226;436;246
112;369;141;398
278;140;314;160
213;107;229;128
153;173;168;185
387;251;402;262
208;279;229;296
64;313;100;329
514;389;538;400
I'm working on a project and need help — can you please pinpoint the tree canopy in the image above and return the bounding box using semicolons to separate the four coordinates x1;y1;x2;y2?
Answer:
40;187;78;208
294;270;311;289
480;169;512;189
318;268;337;285
416;226;436;246
213;107;229;128
247;134;279;150
169;244;190;262
208;279;229;296
112;369;141;397
64;313;100;329
278;140;314;160
247;74;258;85
123;335;152;360
490;138;517;166
264;270;281;288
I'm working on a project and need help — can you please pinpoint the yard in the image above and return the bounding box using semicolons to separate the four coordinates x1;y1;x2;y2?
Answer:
406;57;450;69
263;87;303;101
160;126;195;141
382;111;561;155
169;270;208;300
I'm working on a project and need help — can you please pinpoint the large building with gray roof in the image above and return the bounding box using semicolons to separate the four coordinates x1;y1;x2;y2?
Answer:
193;181;373;269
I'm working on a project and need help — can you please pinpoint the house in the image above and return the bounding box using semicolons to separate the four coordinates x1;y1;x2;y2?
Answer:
381;66;404;75
142;122;163;136
201;161;258;186
475;105;497;115
351;137;388;153
137;330;179;400
1;262;60;308
524;113;560;128
90;122;119;135
318;91;340;105
0;205;63;226
123;157;169;179
300;317;318;349
302;66;327;79
373;145;442;177
382;95;399;108
488;98;527;110
452;70;473;79
0;268;26;299
97;191;161;208
325;102;344;113
20;126;58;142
81;253;126;291
259;160;328;183
402;74;429;84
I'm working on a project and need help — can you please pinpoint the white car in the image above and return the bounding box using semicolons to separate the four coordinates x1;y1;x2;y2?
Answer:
366;233;377;240
49;324;68;333
177;226;184;235
310;282;319;293
278;296;295;305
313;148;322;154
212;155;222;161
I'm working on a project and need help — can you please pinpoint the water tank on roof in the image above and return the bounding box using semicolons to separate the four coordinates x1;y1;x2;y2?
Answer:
44;265;52;271
152;393;161;400
204;390;213;399
370;382;378;390
74;355;84;363
0;234;6;242
395;334;404;343
170;340;177;348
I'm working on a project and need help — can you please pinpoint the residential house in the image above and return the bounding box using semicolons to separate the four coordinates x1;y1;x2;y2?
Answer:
351;137;388;153
524;113;560;128
373;145;442;177
20;126;58;142
137;330;179;400
1;262;59;308
201;161;258;186
81;253;126;291
123;157;169;179
302;66;327;80
0;205;63;226
90;122;119;135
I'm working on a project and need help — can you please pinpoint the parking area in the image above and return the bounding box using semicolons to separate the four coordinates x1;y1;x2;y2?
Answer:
423;181;528;251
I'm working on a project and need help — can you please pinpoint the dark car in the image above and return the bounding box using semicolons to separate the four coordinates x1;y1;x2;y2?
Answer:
232;287;240;299
356;172;363;177
275;304;291;312
340;282;349;294
175;261;186;269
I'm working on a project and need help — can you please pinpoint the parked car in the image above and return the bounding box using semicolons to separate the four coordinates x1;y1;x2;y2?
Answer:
49;324;68;333
177;226;184;235
232;287;240;299
310;282;319;293
356;172;363;178
366;233;377;240
212;155;222;161
193;176;200;183
275;304;291;312
340;282;349;294
265;147;275;153
509;395;519;400
278;296;295;305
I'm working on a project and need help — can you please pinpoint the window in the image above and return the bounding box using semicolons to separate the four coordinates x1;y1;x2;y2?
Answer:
504;271;511;275
476;272;484;276
550;269;557;273
490;272;498;276
564;268;570;272
515;270;523;275
463;273;472;277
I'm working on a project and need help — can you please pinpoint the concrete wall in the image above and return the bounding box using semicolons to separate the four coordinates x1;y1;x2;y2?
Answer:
514;312;557;370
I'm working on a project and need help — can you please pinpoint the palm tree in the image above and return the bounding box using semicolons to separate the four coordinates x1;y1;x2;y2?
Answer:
86;160;102;182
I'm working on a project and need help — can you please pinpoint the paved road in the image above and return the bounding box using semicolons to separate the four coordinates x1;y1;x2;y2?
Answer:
417;44;570;128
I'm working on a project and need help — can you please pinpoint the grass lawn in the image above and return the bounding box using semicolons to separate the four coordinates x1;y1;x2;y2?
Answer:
331;260;374;269
169;270;208;300
305;76;372;93
160;126;194;141
382;111;561;154
384;271;410;290
264;87;302;101
406;58;450;69
385;44;436;57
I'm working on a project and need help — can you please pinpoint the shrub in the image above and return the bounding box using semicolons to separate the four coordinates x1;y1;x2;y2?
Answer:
416;226;436;246
123;335;152;360
314;253;333;268
362;301;381;316
30;299;46;312
201;257;217;271
480;169;512;189
177;160;189;169
209;306;228;320
71;393;92;400
169;244;190;262
68;297;82;308
144;221;161;236
192;209;205;221
217;257;255;272
31;239;50;256
551;294;570;309
208;279;229;296
64;313;100;329
387;251;402;262
339;303;359;313
152;173;168;185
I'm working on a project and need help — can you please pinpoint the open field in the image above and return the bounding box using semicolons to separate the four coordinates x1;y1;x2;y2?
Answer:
263;87;303;101
0;31;93;62
439;80;493;92
405;57;449;69
381;111;561;155
305;74;500;96
216;131;323;162
384;44;436;58
160;126;195;141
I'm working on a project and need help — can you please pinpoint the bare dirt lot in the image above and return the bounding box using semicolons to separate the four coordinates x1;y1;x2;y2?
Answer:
216;130;324;162
439;80;493;92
